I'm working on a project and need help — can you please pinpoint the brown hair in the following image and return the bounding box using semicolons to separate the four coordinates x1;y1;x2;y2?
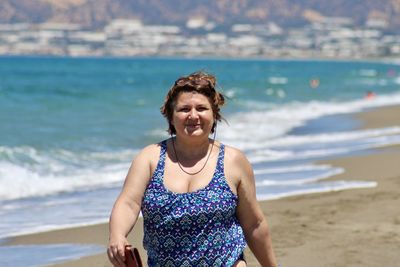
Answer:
160;71;225;135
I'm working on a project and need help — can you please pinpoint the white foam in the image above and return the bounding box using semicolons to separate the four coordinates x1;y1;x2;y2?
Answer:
394;77;400;85
2;92;400;202
0;162;126;201
359;69;377;77
254;164;334;175
0;219;110;239
257;180;378;201
255;166;344;186
270;127;400;147
246;129;400;163
218;92;400;150
268;76;288;84
0;146;137;201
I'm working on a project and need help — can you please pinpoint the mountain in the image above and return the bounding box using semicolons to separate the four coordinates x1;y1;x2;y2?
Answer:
1;0;400;32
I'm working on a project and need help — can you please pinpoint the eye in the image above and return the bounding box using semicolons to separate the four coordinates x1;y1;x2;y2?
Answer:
197;106;209;111
178;107;190;112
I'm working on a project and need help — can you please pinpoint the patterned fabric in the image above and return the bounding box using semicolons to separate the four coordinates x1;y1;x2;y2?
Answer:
142;140;246;267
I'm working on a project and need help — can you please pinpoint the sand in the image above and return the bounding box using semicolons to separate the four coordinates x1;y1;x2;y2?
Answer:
5;105;400;267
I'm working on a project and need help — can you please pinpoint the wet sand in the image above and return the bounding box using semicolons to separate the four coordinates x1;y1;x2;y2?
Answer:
6;105;400;267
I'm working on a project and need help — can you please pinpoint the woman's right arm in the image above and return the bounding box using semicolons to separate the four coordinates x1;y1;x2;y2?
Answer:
108;144;156;267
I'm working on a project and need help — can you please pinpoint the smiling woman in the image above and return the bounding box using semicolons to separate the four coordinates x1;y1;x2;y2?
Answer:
172;92;215;136
170;92;216;175
160;71;225;136
108;71;278;267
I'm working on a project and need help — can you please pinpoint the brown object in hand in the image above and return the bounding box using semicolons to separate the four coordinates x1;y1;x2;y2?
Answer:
125;245;143;267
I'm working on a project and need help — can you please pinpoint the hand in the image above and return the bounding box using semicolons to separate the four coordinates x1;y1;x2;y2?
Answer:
107;236;130;267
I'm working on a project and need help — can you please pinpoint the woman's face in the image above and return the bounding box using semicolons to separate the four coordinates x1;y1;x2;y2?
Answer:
172;91;214;138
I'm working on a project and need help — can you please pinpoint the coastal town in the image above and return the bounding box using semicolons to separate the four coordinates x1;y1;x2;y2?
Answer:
1;16;400;59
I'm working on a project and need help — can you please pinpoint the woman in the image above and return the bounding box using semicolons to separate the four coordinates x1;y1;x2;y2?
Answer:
108;71;278;267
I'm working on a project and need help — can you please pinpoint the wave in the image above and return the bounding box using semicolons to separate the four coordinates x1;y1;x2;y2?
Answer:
218;91;400;150
256;180;378;201
245;127;400;163
255;164;344;186
0;146;138;201
2;91;400;201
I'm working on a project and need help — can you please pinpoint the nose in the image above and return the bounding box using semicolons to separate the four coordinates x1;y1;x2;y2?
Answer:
188;108;199;119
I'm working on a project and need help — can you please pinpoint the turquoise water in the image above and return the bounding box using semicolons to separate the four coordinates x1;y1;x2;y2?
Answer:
2;57;399;151
0;244;104;267
1;56;400;243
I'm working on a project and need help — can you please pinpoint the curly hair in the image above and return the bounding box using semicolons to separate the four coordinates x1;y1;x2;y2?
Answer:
160;71;225;135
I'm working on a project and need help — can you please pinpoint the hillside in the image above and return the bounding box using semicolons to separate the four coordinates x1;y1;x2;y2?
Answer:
1;0;399;32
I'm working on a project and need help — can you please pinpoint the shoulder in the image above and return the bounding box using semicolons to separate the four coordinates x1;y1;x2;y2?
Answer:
224;144;251;166
132;141;164;165
127;141;164;178
140;142;163;155
223;144;253;179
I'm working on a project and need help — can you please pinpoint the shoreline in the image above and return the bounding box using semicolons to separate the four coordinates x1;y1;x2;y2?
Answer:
4;104;400;267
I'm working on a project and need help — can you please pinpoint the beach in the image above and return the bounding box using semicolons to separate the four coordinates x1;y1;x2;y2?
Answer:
4;104;400;267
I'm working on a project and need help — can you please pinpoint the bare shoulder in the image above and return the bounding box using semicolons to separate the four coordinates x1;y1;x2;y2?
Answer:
223;144;253;183
134;142;162;161
125;142;163;184
129;142;164;174
224;145;252;168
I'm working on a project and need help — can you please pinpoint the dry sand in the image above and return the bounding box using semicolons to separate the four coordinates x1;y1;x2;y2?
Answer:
5;105;400;267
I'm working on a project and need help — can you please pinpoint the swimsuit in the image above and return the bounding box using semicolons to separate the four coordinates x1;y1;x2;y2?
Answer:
142;140;246;266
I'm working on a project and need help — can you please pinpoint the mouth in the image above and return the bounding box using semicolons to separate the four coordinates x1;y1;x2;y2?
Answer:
186;124;200;128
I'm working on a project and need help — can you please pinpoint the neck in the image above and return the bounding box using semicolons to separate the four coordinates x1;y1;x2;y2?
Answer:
173;136;212;160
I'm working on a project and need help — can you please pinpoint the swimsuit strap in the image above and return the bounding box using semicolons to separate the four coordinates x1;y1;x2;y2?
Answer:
151;140;167;184
216;142;225;173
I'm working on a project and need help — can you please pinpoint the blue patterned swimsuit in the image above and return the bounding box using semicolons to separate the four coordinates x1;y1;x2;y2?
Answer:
142;140;247;267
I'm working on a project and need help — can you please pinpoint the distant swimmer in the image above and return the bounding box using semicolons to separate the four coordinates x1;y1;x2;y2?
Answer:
387;69;396;77
309;78;320;89
365;91;376;100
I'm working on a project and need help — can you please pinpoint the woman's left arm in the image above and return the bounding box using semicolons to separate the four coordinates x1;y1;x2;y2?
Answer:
230;149;278;267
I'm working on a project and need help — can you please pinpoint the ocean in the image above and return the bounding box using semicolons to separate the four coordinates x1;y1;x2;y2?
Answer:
1;56;400;266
